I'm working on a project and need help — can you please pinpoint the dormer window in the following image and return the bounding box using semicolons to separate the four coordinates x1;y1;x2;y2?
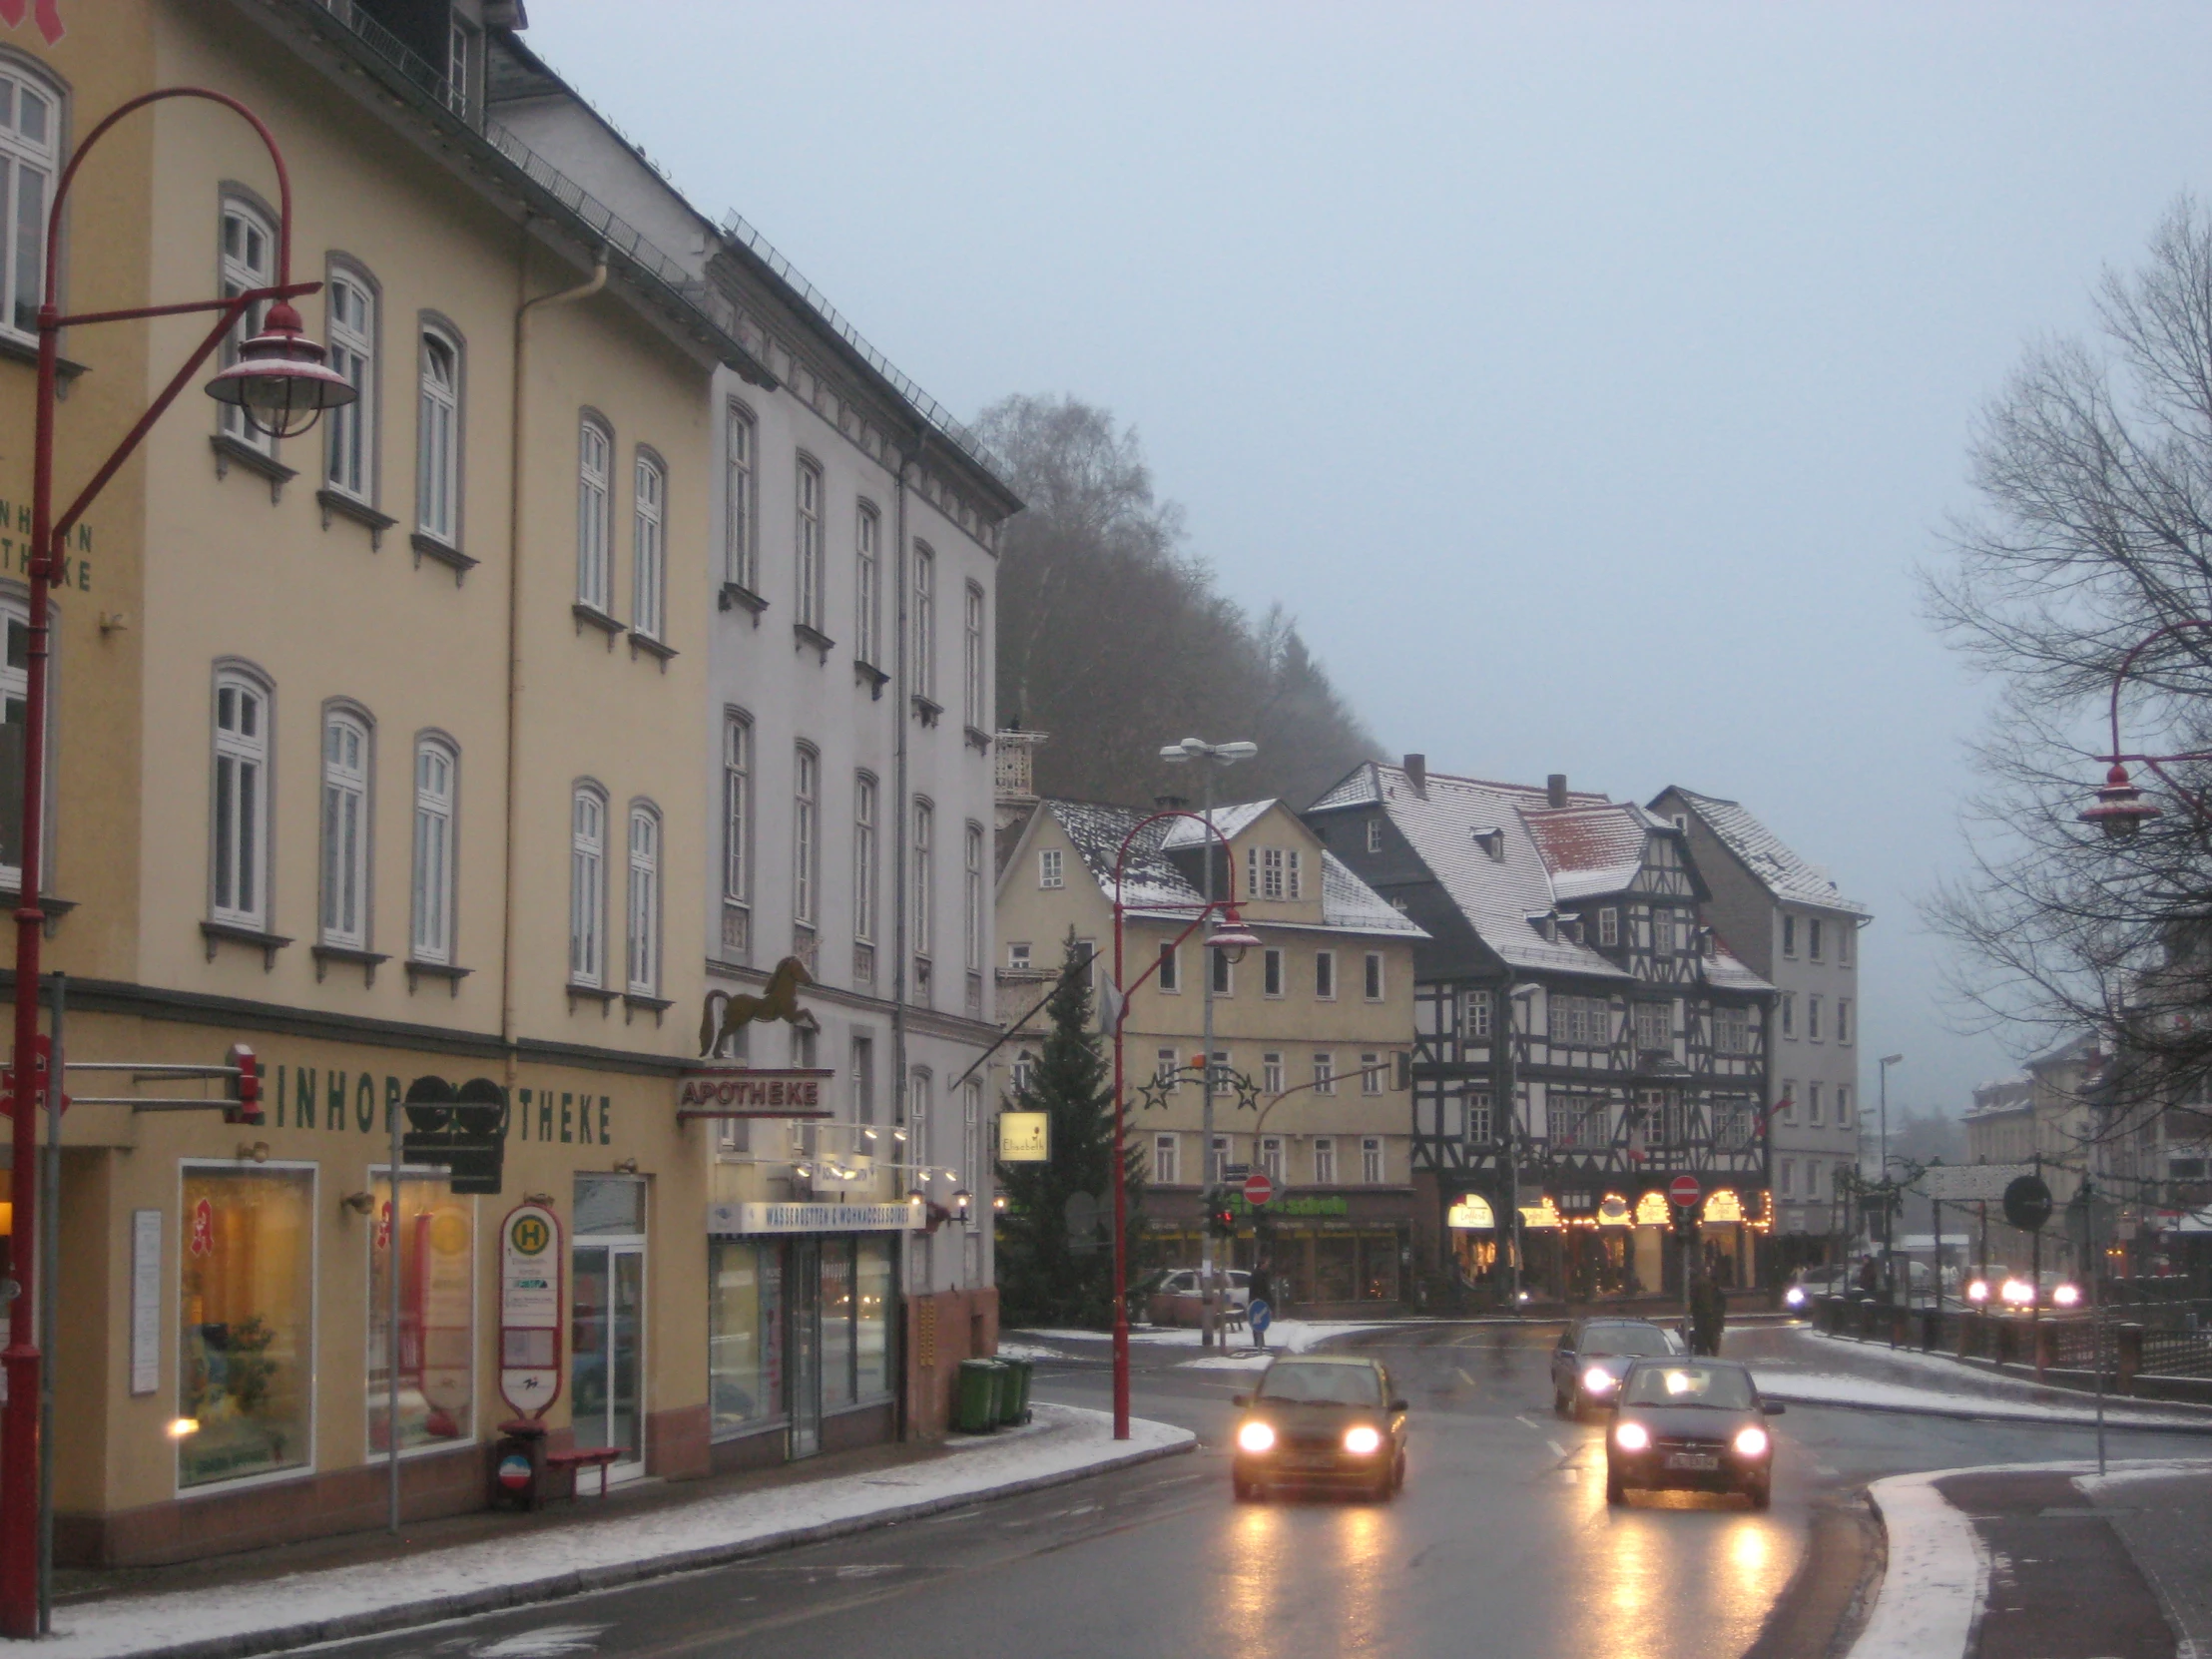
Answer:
1472;827;1505;862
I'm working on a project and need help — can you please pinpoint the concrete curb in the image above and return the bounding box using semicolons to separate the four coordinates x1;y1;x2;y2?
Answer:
1759;1389;2212;1434
73;1431;1198;1659
1850;1472;1988;1659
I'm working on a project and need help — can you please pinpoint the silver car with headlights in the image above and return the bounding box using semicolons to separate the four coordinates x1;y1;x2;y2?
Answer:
1549;1319;1685;1419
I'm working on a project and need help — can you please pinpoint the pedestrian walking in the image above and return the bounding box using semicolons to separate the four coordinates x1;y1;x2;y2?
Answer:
1689;1269;1726;1357
1248;1260;1275;1349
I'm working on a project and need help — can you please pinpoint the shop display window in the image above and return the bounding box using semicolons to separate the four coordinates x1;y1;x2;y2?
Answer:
367;1173;475;1454
854;1239;892;1399
178;1165;315;1488
820;1242;855;1411
709;1238;783;1436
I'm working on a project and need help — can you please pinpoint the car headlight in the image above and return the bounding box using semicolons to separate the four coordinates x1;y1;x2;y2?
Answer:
2052;1283;2081;1308
1784;1286;1807;1308
1236;1420;1276;1454
1344;1424;1383;1455
1581;1366;1617;1393
1613;1420;1649;1452
2001;1278;2032;1306
1733;1425;1770;1458
1966;1279;1989;1304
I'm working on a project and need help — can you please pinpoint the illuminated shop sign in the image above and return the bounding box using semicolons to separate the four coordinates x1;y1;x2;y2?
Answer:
676;1068;835;1119
708;1201;922;1235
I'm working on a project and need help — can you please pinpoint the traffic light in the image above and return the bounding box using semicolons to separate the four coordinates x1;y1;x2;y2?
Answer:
1206;1188;1237;1238
224;1043;264;1126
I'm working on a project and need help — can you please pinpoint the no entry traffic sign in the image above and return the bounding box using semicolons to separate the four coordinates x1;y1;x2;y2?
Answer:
1243;1171;1275;1206
1668;1175;1703;1209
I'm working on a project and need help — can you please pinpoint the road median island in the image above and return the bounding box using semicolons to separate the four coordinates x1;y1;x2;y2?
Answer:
41;1404;1196;1659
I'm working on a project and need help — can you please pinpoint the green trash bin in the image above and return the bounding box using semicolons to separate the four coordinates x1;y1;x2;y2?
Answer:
955;1359;1000;1432
996;1357;1033;1425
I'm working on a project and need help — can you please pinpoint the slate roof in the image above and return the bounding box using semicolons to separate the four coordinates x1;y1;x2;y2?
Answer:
1040;799;1424;937
1657;788;1872;918
1310;762;1770;991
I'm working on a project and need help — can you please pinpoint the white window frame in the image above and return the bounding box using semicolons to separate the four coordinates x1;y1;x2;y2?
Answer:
1314;1052;1336;1095
795;456;823;630
211;669;273;930
1808;917;1825;961
0;68;55;342
576;415;612;612
1808;1082;1825;1126
1365;820;1382;854
1362;1052;1382;1095
912;543;935;701
794;745;819;927
1467;1092;1493;1143
1288;849;1303;899
912;798;933;962
626;804;660;996
1209;1134;1229;1186
633;451;665;641
1466;991;1492;1039
1260;1136;1284;1186
1837;998;1853;1045
1781;992;1796;1038
1156;1047;1178;1088
1781;914;1798;957
723;709;752;908
1599;907;1618;948
725;402;757;592
1262;1052;1284;1094
569;785;607;986
318;708;372;951
1780;1081;1798;1124
1157;941;1179;993
1314;1137;1337;1185
1839;923;1854;967
323;269;375;501
411;736;456;965
1808;995;1823;1042
1008;942;1031;971
219;199;276;453
416;324;460;543
853;772;877;946
1361;1137;1383;1184
1153;1134;1179;1187
854;502;878;665
963;581;985;731
1038;847;1062;888
965;822;984;974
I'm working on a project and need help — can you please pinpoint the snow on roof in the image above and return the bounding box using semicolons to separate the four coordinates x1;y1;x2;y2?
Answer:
1040;799;1423;937
1158;800;1275;848
1320;763;1629;977
1702;942;1772;992
1523;804;1659;901
1658;788;1872;918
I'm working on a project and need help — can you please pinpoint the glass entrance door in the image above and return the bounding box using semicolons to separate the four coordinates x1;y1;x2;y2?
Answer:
787;1238;821;1458
571;1241;647;1481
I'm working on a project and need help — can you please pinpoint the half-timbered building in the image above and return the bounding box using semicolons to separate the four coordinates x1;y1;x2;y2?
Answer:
1305;759;1776;1306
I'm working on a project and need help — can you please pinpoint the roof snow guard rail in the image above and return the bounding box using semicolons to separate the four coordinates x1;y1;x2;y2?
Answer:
720;211;1005;480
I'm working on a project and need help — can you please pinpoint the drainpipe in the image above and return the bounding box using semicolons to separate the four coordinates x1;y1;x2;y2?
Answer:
890;434;915;1435
501;228;607;1099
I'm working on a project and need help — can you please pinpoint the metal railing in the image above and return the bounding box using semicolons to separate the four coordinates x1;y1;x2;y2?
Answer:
296;0;1009;489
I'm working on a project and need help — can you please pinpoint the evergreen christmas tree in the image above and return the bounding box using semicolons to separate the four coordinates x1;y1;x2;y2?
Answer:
995;929;1143;1328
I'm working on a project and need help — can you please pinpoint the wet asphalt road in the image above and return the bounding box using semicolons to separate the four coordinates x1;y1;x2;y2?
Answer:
300;1322;2212;1659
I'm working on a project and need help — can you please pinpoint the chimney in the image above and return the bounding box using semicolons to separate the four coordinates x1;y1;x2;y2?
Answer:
1546;774;1568;809
1403;754;1426;796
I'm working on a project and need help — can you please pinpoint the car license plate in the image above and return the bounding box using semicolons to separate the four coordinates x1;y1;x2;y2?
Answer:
1665;1452;1719;1471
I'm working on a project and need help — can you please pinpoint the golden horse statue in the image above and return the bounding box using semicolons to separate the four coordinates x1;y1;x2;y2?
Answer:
699;956;821;1058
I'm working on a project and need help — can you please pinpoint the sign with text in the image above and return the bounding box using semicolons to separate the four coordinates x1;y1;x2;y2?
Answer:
676;1067;835;1120
997;1111;1049;1162
708;1201;923;1236
498;1202;563;1418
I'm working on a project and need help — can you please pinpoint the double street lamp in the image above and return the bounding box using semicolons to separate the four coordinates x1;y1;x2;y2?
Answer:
2;88;352;1637
2080;619;2212;838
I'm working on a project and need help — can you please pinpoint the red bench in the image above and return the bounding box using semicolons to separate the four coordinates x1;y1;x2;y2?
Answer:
545;1446;623;1497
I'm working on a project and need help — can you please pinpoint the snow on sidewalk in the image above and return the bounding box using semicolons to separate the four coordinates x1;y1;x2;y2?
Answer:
1749;1369;2212;1427
1017;1320;1403;1364
48;1404;1193;1659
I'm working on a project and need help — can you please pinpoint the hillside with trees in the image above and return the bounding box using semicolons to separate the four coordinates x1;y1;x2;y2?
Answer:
975;394;1382;810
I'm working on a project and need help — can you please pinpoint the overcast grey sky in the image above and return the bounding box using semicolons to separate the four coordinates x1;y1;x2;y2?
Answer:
525;1;2212;1116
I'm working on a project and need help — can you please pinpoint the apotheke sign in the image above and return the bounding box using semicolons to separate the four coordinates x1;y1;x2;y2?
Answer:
676;1067;834;1119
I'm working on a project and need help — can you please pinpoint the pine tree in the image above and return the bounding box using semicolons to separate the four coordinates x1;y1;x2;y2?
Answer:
994;930;1143;1328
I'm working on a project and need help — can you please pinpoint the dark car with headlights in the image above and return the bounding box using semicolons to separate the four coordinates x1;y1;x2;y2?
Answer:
1231;1356;1407;1502
1549;1319;1684;1419
1604;1358;1782;1509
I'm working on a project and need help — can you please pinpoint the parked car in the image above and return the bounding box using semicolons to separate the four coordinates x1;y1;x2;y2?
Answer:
1783;1266;1852;1309
1604;1358;1783;1509
1549;1319;1685;1419
1231;1356;1408;1502
1147;1268;1251;1327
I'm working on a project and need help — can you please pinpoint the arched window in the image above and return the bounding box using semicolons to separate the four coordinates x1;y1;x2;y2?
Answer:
212;668;273;929
417;325;461;543
633;450;665;640
576;415;612;611
569;784;607;985
324;269;375;500
319;708;372;949
219;200;276;453
0;65;57;339
793;743;820;927
627;803;661;995
795;456;824;630
725;401;757;592
411;737;456;963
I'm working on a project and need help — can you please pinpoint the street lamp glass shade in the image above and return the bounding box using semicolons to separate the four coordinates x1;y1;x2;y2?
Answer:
2079;763;2162;839
1206;905;1262;964
205;300;356;439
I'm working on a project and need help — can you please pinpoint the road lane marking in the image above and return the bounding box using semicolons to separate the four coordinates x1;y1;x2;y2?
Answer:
471;1627;611;1659
1455;1367;1476;1386
1515;1414;1546;1431
1546;1440;1569;1458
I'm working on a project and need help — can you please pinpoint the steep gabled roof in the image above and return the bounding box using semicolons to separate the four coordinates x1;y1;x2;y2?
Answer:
1657;788;1872;918
1523;804;1668;901
1040;799;1423;936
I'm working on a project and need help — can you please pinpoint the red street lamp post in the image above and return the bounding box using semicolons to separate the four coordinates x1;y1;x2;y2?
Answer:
1;89;351;1637
2081;620;2212;837
1105;810;1258;1439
